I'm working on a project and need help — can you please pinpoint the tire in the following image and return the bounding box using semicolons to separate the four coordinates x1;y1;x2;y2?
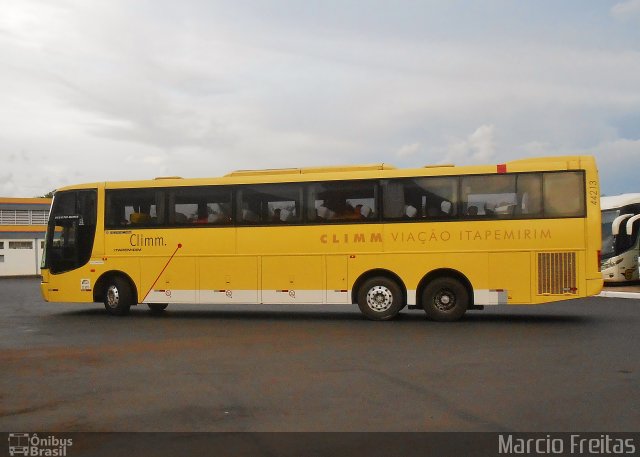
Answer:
148;303;168;314
422;277;469;322
357;276;404;321
103;276;134;316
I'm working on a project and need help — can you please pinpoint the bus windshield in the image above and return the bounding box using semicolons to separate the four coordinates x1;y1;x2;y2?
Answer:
601;209;620;260
43;190;97;274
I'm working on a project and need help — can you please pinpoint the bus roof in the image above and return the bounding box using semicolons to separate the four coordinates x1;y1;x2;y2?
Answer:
601;193;640;210
53;155;597;193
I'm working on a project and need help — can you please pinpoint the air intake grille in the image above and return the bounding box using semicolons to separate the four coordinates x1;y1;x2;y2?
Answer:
537;252;577;295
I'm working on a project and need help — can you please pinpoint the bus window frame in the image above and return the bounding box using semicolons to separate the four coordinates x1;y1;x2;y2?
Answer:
102;171;586;231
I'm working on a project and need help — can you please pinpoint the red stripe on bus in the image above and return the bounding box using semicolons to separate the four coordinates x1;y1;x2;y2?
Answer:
142;244;183;302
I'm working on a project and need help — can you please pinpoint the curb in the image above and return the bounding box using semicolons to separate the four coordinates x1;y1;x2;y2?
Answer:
598;291;640;300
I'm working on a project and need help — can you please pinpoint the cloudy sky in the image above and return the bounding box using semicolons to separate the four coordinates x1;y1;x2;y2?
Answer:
1;0;639;197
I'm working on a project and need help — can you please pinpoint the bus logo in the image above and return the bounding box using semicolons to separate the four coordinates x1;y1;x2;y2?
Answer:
8;434;29;456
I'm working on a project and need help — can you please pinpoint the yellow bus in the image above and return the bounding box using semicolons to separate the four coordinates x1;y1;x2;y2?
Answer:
40;155;603;321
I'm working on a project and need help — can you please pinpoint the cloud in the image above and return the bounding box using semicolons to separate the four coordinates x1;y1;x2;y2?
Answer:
0;173;16;196
395;142;421;158
439;125;497;164
587;138;640;195
611;0;640;21
0;1;638;198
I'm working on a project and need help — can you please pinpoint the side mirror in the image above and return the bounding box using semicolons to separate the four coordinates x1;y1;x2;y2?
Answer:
612;214;634;236
625;214;640;235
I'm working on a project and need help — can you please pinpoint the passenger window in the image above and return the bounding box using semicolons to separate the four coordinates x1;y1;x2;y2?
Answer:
383;177;457;220
169;187;232;225
461;175;516;218
105;189;165;228
516;174;542;217
308;181;377;223
543;172;585;217
236;184;302;224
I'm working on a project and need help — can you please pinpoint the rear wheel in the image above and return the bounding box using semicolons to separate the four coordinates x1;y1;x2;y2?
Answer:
103;276;134;316
148;303;168;314
422;277;468;322
357;276;404;321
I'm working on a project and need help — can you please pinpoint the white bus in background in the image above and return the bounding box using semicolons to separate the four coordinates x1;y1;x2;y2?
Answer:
601;193;640;283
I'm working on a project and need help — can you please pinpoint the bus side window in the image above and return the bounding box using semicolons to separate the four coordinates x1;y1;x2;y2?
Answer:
238;183;302;225
382;181;406;219
310;181;377;223
516;174;542;217
105;189;163;228
543;172;585;217
461;175;515;218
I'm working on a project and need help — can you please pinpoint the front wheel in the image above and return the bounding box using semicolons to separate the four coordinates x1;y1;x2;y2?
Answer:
422;277;469;322
103;276;135;316
357;276;404;321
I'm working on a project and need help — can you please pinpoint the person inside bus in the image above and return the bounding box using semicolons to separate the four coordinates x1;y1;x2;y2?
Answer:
279;208;295;222
466;205;478;216
336;203;363;220
194;205;209;224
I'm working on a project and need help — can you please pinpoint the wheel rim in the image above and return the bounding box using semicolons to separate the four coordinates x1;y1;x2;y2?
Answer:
106;285;120;308
433;289;456;312
366;285;393;312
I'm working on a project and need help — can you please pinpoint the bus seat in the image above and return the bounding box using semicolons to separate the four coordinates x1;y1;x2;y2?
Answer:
405;205;417;218
317;206;336;220
242;209;259;222
280;209;295;222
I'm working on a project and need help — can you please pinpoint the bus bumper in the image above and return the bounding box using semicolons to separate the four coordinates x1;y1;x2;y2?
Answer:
40;269;50;302
586;278;604;297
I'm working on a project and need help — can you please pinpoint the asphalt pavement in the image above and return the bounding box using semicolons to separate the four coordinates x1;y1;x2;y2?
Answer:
1;277;638;432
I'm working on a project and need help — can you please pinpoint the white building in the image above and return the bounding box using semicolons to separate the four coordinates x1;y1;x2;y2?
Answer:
0;197;51;276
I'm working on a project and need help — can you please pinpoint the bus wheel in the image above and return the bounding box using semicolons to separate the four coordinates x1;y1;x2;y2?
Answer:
148;303;168;314
357;276;403;321
422;277;468;322
103;277;133;316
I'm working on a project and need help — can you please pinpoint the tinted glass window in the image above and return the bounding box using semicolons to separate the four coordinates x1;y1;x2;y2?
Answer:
44;190;97;274
308;180;377;223
516;174;543;217
237;184;302;224
543;172;585;217
383;177;457;220
169;187;232;226
105;189;165;228
461;175;517;217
